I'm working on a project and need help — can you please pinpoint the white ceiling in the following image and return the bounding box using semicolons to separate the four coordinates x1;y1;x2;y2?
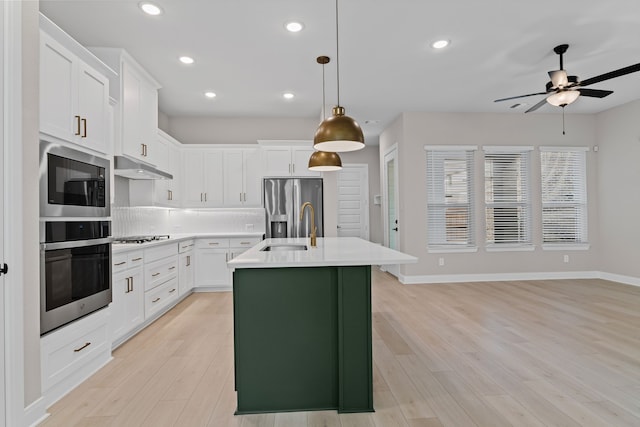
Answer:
39;0;640;139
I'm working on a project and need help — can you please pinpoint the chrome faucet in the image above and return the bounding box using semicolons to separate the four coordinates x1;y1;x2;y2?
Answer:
300;202;317;247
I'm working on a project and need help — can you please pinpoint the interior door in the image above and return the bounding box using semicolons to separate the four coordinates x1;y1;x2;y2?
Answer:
337;164;370;240
383;147;400;277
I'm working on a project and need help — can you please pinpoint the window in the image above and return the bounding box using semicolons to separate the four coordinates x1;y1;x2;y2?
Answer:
425;146;476;251
540;147;588;246
484;147;532;248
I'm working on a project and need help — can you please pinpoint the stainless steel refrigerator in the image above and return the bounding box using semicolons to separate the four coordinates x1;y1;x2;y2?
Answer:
264;178;324;239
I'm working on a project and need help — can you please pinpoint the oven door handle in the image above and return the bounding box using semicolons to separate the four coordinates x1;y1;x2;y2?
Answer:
41;237;112;250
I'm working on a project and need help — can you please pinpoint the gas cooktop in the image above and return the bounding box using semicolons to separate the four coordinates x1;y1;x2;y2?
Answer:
114;235;171;244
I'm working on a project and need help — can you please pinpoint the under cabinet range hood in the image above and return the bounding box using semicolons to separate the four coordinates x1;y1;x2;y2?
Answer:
113;156;173;180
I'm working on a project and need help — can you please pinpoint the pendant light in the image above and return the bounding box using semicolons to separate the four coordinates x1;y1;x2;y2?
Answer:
313;0;364;153
309;56;343;171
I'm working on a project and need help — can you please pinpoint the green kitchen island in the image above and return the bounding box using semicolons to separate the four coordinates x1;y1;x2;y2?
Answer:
227;237;417;414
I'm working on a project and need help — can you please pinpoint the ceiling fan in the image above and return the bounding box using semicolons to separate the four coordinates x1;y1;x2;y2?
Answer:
495;44;640;113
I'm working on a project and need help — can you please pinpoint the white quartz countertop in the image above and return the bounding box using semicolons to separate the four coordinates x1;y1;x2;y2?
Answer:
227;237;417;269
112;232;265;253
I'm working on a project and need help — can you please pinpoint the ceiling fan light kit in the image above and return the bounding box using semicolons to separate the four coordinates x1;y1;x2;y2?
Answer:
313;0;365;153
546;90;580;107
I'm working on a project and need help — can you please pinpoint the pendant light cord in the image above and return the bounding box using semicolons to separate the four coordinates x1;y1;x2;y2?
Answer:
335;0;340;106
562;106;566;135
322;61;326;120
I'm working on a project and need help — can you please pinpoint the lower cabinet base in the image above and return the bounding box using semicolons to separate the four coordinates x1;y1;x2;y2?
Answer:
233;265;373;414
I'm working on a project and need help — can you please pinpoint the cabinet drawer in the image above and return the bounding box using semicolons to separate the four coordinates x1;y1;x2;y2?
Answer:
113;250;145;274
41;308;110;392
196;238;230;249
144;242;178;263
145;277;179;319
229;237;261;249
178;239;195;253
144;255;178;291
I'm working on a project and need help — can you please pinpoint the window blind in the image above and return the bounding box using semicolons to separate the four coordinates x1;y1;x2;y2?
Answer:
540;148;588;244
484;147;532;246
425;147;476;249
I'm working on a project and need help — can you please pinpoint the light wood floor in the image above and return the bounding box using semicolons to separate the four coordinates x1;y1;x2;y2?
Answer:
41;269;640;427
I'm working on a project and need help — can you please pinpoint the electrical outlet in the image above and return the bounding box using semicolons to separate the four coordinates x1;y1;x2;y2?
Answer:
438;257;445;266
245;224;254;231
563;254;569;263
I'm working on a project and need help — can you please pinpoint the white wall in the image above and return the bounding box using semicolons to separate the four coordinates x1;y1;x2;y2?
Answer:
382;112;600;279
596;100;640;278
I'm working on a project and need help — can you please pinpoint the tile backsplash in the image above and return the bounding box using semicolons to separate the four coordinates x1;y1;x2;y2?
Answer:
112;207;266;237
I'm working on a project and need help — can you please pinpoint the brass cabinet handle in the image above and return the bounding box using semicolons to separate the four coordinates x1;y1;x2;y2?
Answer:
244;192;247;202
74;342;91;353
188;244;195;247
169;288;176;293
200;193;203;202
292;164;295;174
152;297;160;303
240;192;242;202
186;255;191;266
141;143;145;156
144;144;148;156
81;118;87;138
204;193;207;202
129;276;134;292
114;261;126;266
152;272;160;277
75;115;81;135
168;266;176;271
240;242;251;245
132;257;142;261
289;164;291;174
168;190;172;201
209;242;219;246
125;277;131;293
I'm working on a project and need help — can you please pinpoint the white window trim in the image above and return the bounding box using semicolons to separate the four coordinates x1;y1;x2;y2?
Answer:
539;146;590;152
427;246;478;254
542;243;590;251
486;244;535;252
424;145;477;151
483;146;534;152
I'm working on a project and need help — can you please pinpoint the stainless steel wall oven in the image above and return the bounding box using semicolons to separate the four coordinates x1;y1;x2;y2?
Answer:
40;220;112;335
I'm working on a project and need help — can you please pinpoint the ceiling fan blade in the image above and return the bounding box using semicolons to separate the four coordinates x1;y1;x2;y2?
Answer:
494;92;548;102
525;97;548;113
577;88;613;98
579;63;640;87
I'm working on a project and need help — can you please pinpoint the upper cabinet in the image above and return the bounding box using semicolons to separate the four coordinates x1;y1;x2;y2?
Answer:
259;141;320;177
182;149;224;207
89;48;162;167
223;149;262;207
40;30;110;154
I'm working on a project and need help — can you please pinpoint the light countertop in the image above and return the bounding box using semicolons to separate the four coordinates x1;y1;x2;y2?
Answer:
227;237;417;269
112;232;265;253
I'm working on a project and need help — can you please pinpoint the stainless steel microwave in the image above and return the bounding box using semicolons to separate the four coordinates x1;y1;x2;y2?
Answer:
40;141;110;218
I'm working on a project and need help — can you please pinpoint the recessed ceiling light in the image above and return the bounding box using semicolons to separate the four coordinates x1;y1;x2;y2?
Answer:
139;2;163;16
179;56;194;64
283;92;295;100
431;39;450;49
285;21;304;33
205;92;216;98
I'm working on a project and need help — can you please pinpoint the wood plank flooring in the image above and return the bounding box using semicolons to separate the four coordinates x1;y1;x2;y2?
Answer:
40;270;640;426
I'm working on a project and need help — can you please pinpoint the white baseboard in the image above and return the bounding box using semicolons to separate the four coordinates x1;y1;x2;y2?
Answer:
24;396;47;427
598;271;640;288
400;270;601;284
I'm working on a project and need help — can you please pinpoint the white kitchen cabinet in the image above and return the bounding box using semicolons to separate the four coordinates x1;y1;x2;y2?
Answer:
194;237;262;290
223;148;262;207
110;250;145;345
143;243;179;320
122;58;160;165
40;30;110;154
182;149;224;207
40;308;111;408
178;240;195;297
89;48;162;165
111;266;144;344
262;145;320;177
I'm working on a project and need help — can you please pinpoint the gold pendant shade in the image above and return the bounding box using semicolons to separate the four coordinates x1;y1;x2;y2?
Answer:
314;106;364;152
308;150;342;171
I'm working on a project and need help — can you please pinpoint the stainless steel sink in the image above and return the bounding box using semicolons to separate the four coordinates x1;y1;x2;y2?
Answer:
261;244;308;252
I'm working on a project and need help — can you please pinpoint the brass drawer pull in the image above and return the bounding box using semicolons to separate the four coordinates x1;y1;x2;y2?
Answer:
209;242;219;246
132;257;142;261
75;115;81;135
81;118;87;138
74;342;91;353
240;242;251;245
114;261;126;266
152;272;160;277
168;266;176;270
169;288;176;293
152;297;160;303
